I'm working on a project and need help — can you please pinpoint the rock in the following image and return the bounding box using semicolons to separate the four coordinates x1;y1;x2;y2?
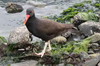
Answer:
11;60;38;66
8;26;32;44
88;49;94;54
26;1;46;7
0;36;7;58
82;58;99;66
88;43;100;53
87;33;100;43
5;2;23;13
78;21;100;37
51;36;67;44
73;12;99;27
80;52;90;60
65;64;74;66
0;44;7;58
82;53;100;66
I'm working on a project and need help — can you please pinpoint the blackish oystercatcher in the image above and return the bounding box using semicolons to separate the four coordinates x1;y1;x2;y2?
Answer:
24;8;78;57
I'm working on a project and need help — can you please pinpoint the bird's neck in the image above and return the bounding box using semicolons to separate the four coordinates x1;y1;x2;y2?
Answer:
31;14;36;19
26;15;37;25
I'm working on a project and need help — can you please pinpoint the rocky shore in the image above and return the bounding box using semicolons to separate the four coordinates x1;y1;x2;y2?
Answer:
0;0;100;66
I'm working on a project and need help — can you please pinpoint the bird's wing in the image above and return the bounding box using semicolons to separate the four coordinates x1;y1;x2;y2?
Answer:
36;19;67;36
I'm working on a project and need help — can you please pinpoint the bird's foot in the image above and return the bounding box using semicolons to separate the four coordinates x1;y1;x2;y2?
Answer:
35;52;45;57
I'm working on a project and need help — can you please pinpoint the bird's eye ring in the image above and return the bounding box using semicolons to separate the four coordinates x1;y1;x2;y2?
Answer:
30;11;32;13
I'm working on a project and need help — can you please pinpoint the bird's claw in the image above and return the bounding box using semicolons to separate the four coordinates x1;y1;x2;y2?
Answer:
35;52;45;57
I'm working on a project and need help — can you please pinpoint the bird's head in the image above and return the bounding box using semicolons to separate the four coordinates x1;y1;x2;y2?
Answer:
24;8;35;24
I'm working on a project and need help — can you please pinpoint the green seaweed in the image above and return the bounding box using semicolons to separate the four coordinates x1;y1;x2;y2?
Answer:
73;3;84;8
51;38;91;55
94;3;100;8
0;36;7;43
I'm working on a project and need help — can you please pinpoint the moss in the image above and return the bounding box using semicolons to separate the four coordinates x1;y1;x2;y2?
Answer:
54;8;79;22
62;8;78;15
0;36;7;43
94;3;100;8
88;12;99;22
82;0;92;4
73;3;84;8
51;37;91;55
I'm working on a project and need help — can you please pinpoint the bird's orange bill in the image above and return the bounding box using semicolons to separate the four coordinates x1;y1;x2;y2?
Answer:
24;15;31;24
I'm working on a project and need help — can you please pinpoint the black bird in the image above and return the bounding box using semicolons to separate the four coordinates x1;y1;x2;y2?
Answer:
24;8;78;57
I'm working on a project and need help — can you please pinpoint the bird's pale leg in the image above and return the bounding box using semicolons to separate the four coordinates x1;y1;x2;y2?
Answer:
35;41;49;57
47;40;52;51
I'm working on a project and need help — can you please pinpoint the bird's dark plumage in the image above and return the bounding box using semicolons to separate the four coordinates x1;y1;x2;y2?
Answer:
24;8;78;57
25;8;76;41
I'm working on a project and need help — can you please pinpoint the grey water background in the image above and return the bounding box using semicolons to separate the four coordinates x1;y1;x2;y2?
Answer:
0;0;84;41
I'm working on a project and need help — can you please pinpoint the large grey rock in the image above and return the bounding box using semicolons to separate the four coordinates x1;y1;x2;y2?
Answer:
78;21;100;37
8;26;32;44
5;2;23;13
82;53;100;66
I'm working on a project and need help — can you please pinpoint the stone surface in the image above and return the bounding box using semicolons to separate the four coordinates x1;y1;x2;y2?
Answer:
8;26;32;44
73;12;99;27
78;21;100;37
5;2;23;13
88;33;100;43
51;36;67;43
0;44;7;58
82;53;100;66
11;60;38;66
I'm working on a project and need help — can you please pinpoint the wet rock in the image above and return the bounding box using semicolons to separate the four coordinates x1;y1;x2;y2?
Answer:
89;43;100;53
39;55;60;65
73;12;99;27
65;64;74;66
62;28;81;41
0;44;7;58
8;26;32;44
5;2;23;13
87;33;100;43
26;1;46;7
11;60;38;66
80;52;90;60
51;36;67;44
88;49;94;54
78;21;100;37
82;53;100;66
